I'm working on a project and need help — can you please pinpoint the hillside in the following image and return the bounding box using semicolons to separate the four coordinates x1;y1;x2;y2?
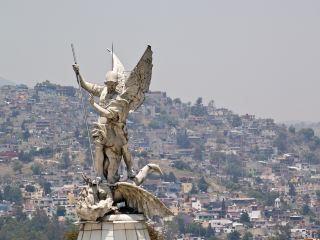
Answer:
0;76;15;86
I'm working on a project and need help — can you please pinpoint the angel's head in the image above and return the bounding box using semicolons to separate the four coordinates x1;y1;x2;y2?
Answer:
104;71;118;92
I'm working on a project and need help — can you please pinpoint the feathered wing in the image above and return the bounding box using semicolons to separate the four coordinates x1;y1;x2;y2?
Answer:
113;182;172;219
120;45;153;112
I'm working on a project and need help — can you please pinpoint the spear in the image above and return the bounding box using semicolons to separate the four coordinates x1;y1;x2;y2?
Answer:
71;43;80;84
70;43;95;176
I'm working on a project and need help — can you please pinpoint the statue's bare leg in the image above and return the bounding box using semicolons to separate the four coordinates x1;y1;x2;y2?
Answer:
122;144;136;178
105;148;121;184
103;155;110;180
95;144;105;179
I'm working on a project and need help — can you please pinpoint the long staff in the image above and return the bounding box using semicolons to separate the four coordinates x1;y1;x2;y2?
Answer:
71;44;95;176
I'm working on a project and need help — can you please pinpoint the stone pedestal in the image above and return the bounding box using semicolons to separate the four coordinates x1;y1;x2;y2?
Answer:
77;214;150;240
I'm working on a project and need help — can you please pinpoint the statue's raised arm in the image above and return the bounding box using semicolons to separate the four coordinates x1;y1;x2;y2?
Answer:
72;64;104;97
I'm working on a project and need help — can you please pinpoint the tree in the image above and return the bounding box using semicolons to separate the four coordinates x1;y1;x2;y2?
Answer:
31;162;43;175
227;231;240;240
41;181;52;195
242;232;253;240
191;97;207;116
298;128;315;141
18;151;32;162
190;183;198;194
177;217;185;234
220;199;226;218
173;160;191;171
173;98;181;105
22;130;30;141
288;126;296;134
163;172;177;183
316;190;320;199
148;119;163;129
231;114;242;127
176;129;191;148
288;183;296;197
3;185;22;204
61;152;71;169
25;185;36;192
206;223;215;238
301;204;311;216
240;212;251;224
198;176;208;192
193;145;204;161
12;160;23;174
273;131;288;153
57;206;66;216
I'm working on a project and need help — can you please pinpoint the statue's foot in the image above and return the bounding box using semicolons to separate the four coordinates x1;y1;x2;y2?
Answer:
127;168;137;179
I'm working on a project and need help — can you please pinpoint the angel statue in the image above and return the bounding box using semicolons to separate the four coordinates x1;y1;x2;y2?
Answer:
72;46;153;184
73;45;173;222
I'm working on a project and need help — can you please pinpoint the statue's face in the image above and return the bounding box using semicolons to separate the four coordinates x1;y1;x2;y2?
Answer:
104;71;118;92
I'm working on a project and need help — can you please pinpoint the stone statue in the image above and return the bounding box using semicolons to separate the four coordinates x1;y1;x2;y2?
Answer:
72;45;173;222
72;46;152;183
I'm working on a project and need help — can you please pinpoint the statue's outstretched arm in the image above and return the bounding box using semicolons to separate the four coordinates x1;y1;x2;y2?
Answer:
72;64;103;97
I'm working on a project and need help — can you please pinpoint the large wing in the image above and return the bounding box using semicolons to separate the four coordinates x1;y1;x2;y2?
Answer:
107;49;128;94
113;182;172;219
120;46;153;112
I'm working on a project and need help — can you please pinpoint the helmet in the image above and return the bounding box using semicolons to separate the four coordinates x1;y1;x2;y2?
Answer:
104;71;118;84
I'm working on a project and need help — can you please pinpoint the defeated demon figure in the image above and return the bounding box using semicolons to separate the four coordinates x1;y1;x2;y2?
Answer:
76;164;172;221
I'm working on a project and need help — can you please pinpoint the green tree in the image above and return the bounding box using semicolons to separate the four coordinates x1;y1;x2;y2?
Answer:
18;151;32;162
206;223;215;238
190;183;198;194
240;212;251;225
288;126;296;134
191;97;207;116
298;128;315;141
288;183;296;197
176;129;191;148
25;185;36;192
231;114;242;127
3;185;22;204
301;204;312;216
12;160;23;174
220;199;226;218
163;172;177;183
173;160;191;171
148;119;163;129
41;181;52;195
227;231;241;240
22;130;31;141
31;162;43;175
193;145;204;161
173;98;181;105
242;232;253;240
198;176;208;192
57;206;66;216
61;152;71;169
316;190;320;199
273;131;288;153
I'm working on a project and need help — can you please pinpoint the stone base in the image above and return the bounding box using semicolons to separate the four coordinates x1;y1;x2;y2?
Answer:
77;214;150;240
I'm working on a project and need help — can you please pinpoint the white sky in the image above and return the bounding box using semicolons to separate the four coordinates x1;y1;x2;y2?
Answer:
1;0;320;122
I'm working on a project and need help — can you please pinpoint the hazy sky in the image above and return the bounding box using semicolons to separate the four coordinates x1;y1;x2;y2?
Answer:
1;0;320;122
